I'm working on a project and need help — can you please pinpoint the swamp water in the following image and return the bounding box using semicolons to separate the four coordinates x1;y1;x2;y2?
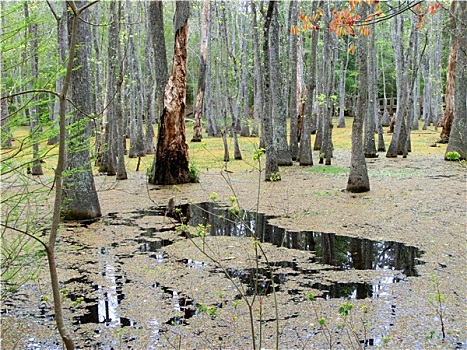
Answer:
2;202;425;348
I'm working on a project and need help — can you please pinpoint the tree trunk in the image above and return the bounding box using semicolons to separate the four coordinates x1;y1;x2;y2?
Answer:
149;0;169;125
127;2;145;159
114;2;127;180
440;1;458;143
24;2;43;176
251;1;263;137
144;5;156;155
270;2;292;166
48;1;68;146
192;0;209;142
263;1;280;181
446;1;467;159
62;0;102;220
364;12;378;159
98;0;121;176
299;1;320;166
150;1;192;185
239;1;250;138
386;11;410;158
347;3;370;193
91;4;104;158
337;37;350;129
288;0;299;160
320;5;336;165
205;16;219;137
0;2;12;148
403;16;422;158
220;4;242;161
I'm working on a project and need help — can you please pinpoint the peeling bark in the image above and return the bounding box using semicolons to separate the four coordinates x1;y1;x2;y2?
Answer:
150;1;192;185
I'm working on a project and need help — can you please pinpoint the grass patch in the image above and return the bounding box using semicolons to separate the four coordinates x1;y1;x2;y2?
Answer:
1;117;447;177
305;165;349;176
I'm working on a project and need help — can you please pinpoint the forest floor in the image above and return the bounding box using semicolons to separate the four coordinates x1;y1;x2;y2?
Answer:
2;131;466;349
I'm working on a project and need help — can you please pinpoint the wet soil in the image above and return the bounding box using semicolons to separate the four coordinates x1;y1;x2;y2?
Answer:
1;151;466;349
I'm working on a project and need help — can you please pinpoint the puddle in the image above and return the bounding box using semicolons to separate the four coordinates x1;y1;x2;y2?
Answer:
71;247;127;328
180;202;425;302
138;238;173;252
187;202;423;276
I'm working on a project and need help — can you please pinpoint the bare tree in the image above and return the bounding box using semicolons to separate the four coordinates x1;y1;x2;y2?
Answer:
62;0;102;218
149;1;192;185
149;0;169;126
127;1;145;159
262;1;280;181
347;3;370;193
386;10;417;158
24;2;43;175
288;0;299;161
270;2;292;166
192;0;210;142
364;6;378;159
446;1;467;159
440;1;458;143
46;1;68;146
251;1;263;137
299;1;320;166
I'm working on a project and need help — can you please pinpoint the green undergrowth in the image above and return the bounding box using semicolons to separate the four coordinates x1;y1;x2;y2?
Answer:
1;118;447;178
305;165;349;176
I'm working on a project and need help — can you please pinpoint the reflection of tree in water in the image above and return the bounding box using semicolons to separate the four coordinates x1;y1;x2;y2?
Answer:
187;203;421;274
321;233;336;266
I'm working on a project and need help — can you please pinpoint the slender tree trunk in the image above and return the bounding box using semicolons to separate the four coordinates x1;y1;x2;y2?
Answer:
337;37;350;128
149;0;169;125
127;2;145;159
239;1;250;138
270;2;292;166
347;3;370;193
386;11;410;158
98;0;120;176
24;2;43;175
263;1;280;181
376;42;386;151
288;0;299;161
440;1;458;143
251;1;263;138
205;10;219;137
364;12;378;158
91;4;104;158
403;16;422;157
0;2;12;148
150;1;192;185
431;9;443;130
320;5;336;165
48;2;68;145
220;4;242;160
296;24;305;144
380;50;391;127
192;0;209;142
421;53;432;130
299;1;320;166
114;2;127;180
144;5;156;155
446;1;467;159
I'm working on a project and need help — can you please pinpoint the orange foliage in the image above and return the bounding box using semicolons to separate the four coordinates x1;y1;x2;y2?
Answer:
413;2;441;29
294;0;439;43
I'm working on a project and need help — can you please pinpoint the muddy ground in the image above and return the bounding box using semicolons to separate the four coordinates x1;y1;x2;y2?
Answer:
2;150;466;349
